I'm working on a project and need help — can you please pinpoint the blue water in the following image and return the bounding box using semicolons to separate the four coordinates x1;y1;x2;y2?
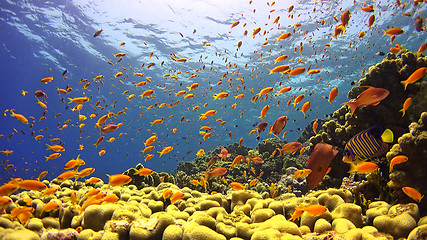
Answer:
0;0;425;183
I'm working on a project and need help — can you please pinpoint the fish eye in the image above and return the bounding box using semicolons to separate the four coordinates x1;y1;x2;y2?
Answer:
344;150;351;157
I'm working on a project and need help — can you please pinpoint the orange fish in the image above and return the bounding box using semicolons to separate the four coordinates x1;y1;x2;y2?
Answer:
341;10;351;26
259;105;270;119
270;116;288;139
348;162;378;174
292;94;305;107
399;97;412;117
389;155;408;172
402;186;423;202
401;67;427;90
137;168;154;176
158;146;173;157
170;191;185;204
45;153;61;161
274;55;289;64
250;27;261;38
343;87;389;115
277;142;302;155
203;167;227;179
16;180;47;191
230;21;240;29
0;183;19;196
9;110;28;124
249;179;259;187
289;67;306;76
312;121;318;134
301;102;311;116
276;32;292;41
229;155;245;170
268;65;290;75
416;43;427;54
42;202;61;213
144;135;158;147
37;171;48;181
328;87;338;104
218;147;231;161
292;169;312;179
383;28;404;36
56;171;77;182
107;174;132;188
230;182;245;190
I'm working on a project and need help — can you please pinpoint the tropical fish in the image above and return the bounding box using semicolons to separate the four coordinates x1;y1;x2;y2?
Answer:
203;167;227;179
402;187;423;202
343;87;389;115
277;142;302;155
158;146;173;157
348;162;378;174
399;98;412;117
389;155;408;172
342;126;393;164
328;87;338;104
196;149;205;157
306;143;338;190
292;169;312;179
136;168;154;176
301;102;311;116
230;182;245;190
107;174;132;188
229;155;245;170
170;191;185;204
259;105;270;119
93;28;103;37
270;116;287;139
100;124;119;134
401;67;427;90
218;147;231;161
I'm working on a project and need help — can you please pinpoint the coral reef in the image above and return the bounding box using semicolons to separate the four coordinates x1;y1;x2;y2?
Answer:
386;112;427;214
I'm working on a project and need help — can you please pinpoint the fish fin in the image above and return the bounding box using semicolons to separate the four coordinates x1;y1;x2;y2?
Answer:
400;80;408;90
348;163;357;173
342;101;357;115
202;171;209;180
371;143;389;158
381;129;394;143
371;101;381;106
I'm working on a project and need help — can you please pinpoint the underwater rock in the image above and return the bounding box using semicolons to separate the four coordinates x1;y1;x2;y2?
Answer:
373;203;419;239
83;204;119;231
386;112;427;208
408;224;427;240
1;228;41;240
331;203;363;228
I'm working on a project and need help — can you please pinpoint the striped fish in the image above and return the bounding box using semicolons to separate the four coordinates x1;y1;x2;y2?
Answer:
342;126;393;164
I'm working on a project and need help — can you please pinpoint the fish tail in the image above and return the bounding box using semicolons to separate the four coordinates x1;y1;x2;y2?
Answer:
343;101;357;115
202;171;209;180
348;163;357;173
45;144;51;150
399;108;405;117
400;80;408;90
68;98;74;103
382;30;386;36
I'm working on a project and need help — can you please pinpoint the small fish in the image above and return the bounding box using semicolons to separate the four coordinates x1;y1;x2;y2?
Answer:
348;162;378;174
93;28;103;37
230;182;245;190
389;155;408;172
136;168;154;176
401;67;427;90
343;87;389;115
203;167;227;179
107;174;132;188
343;126;393;164
402;186;424;202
